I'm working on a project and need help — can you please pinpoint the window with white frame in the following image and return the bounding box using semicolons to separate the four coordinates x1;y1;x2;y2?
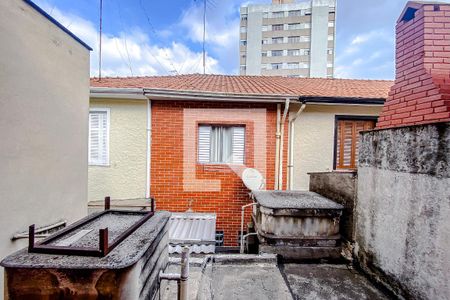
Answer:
271;63;283;70
89;109;109;166
300;36;310;42
272;37;284;44
240;40;247;46
272;24;284;31
287;49;300;56
328;21;335;27
288;23;302;30
301;48;310;55
271;50;283;57
272;11;284;18
240;26;247;33
299;62;309;68
287;62;299;69
288;10;302;17
288;36;301;43
327;48;333;55
198;125;245;164
262;25;268;32
328;35;334;40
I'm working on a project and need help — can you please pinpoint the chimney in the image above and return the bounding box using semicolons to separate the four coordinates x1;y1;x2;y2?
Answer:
376;1;450;129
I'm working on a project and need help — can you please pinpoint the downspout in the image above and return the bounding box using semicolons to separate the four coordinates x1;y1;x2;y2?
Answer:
145;98;152;199
277;98;290;190
287;99;306;190
274;104;281;189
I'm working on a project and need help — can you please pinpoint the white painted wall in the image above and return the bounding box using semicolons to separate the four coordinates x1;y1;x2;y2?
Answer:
89;99;148;201
0;0;90;295
291;104;381;190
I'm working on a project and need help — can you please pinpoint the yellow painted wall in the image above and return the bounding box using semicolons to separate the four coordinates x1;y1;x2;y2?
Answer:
291;104;382;190
89;99;147;201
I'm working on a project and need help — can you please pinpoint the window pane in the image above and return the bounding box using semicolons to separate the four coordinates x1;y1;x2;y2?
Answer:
272;24;284;31
287;49;300;56
272;37;283;44
288;36;301;43
272;11;284;18
199;125;245;164
288;10;302;17
271;63;283;70
271;50;283;57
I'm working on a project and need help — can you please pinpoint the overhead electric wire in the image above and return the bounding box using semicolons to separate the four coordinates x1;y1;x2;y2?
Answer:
138;0;180;75
116;0;134;76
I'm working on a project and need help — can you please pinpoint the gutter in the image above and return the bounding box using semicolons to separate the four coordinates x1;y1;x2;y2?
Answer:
144;89;292;103
145;98;151;199
277;98;290;190
90;87;147;100
302;96;385;106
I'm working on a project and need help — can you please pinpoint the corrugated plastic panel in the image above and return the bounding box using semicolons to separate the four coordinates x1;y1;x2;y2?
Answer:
168;212;216;254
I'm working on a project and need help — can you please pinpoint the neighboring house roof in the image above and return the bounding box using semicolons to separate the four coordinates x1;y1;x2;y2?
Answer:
23;0;92;51
90;74;392;103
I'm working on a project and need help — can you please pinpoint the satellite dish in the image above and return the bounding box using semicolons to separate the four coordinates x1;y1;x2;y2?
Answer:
242;168;265;191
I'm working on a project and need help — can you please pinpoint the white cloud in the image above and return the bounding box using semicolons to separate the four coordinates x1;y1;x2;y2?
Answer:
179;1;243;74
335;29;395;79
37;1;221;76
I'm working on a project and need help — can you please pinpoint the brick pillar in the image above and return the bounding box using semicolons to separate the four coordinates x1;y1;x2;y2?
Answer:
376;2;450;129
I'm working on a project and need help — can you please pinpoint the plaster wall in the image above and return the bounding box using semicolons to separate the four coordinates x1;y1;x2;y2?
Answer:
0;0;90;295
89;99;148;201
356;123;450;299
291;104;381;190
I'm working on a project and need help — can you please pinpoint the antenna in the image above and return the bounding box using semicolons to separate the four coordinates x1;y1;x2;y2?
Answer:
98;0;103;80
202;0;206;74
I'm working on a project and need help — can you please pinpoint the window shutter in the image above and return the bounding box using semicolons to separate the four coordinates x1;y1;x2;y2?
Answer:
336;119;375;169
232;127;245;164
198;126;211;163
89;110;108;165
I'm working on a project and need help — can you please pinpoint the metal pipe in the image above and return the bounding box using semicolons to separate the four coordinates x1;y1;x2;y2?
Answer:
159;246;190;300
145;98;152;198
288;101;306;190
241;232;258;253
179;246;190;300
278;98;290;190
240;202;257;254
274;104;281;189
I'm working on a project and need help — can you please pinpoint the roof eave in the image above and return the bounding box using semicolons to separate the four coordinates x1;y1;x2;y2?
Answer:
300;96;386;106
144;88;297;103
90;87;147;100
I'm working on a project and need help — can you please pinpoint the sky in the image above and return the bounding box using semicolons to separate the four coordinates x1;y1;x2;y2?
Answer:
33;0;434;80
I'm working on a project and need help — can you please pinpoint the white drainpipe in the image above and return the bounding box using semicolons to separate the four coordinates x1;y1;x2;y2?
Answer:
145;98;152;199
274;104;281;189
288;101;306;190
278;98;290;190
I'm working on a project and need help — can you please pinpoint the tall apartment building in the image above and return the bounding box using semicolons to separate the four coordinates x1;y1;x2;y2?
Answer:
239;0;336;78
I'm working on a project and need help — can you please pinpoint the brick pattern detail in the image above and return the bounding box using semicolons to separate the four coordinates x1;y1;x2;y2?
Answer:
151;101;288;246
376;3;450;129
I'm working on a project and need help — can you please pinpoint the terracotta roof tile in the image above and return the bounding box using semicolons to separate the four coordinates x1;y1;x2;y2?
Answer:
90;74;392;99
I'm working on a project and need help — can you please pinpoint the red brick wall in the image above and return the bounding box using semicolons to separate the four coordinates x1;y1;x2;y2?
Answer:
376;3;450;129
151;100;288;246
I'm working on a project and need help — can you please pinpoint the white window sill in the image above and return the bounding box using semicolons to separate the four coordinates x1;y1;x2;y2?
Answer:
89;163;110;167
